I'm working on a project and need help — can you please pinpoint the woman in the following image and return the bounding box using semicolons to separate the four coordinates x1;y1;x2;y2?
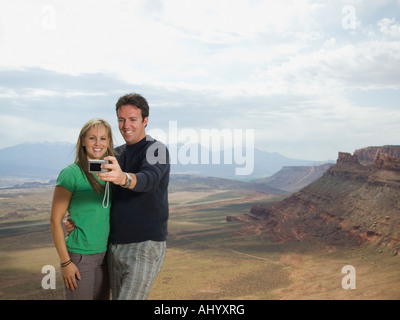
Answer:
50;118;115;300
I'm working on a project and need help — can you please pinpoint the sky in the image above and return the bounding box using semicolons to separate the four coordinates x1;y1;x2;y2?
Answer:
0;0;399;161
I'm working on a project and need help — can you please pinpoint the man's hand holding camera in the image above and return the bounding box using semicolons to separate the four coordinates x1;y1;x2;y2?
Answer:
97;156;136;189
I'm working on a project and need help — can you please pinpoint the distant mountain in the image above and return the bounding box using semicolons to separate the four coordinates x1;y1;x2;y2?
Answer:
251;163;334;193
0;141;332;185
166;143;331;180
0;142;76;180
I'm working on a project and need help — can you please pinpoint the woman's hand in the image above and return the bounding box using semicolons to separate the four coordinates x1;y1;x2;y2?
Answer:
62;262;81;290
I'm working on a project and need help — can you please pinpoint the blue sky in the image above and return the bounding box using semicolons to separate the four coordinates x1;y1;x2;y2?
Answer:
0;0;399;161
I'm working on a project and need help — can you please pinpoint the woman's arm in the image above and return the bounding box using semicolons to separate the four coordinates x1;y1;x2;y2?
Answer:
50;185;81;290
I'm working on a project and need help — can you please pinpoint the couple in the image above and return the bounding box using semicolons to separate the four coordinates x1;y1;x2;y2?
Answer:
50;93;170;300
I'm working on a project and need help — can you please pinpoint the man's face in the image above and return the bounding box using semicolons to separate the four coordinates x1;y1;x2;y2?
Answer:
117;105;148;145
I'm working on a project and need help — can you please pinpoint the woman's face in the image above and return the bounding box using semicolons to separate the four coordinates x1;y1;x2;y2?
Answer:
82;125;110;160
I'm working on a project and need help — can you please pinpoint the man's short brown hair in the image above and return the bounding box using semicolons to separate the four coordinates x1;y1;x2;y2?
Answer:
116;93;149;120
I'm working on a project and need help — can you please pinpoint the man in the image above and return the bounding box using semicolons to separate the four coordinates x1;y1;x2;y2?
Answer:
67;93;170;300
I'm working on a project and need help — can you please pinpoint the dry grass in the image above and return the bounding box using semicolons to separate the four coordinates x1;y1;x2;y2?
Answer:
273;246;400;300
0;231;64;299
0;187;399;300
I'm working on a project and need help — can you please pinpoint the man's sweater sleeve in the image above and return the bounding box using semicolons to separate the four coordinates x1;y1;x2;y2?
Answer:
132;144;170;193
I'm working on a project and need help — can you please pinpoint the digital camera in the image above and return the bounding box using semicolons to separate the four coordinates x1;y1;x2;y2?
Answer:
88;159;109;173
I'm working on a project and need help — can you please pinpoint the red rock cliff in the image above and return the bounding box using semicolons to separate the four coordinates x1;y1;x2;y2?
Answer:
354;146;400;163
374;153;400;171
235;146;400;251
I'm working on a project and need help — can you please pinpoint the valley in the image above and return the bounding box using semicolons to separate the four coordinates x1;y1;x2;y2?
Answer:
0;181;399;300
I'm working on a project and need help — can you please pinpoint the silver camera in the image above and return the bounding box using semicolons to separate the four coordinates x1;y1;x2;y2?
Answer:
88;159;109;173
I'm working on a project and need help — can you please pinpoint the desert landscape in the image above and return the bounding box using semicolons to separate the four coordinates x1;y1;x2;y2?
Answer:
1;147;399;300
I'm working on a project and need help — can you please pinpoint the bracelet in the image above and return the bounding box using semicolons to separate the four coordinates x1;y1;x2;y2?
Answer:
61;259;72;267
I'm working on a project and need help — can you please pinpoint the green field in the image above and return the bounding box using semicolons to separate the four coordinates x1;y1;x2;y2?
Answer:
0;187;399;300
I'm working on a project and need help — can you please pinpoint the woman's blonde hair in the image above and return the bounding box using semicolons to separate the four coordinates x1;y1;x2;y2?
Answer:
74;118;115;193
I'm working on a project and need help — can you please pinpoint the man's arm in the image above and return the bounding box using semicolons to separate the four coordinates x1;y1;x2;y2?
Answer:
98;148;169;192
131;157;169;193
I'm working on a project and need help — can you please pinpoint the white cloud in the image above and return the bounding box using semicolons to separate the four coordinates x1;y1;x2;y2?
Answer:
252;37;400;96
378;17;400;37
0;114;79;147
0;0;399;161
161;0;312;42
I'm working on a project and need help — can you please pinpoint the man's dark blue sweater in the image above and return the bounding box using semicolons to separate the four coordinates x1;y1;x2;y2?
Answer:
109;135;170;243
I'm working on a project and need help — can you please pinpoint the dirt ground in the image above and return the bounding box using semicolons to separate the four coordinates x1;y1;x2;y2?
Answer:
1;188;399;300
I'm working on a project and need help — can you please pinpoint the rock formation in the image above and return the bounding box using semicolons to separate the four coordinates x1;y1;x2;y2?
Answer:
374;153;400;171
231;146;400;251
354;145;400;164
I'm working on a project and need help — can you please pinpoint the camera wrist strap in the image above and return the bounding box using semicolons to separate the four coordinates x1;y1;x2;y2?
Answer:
102;181;110;208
